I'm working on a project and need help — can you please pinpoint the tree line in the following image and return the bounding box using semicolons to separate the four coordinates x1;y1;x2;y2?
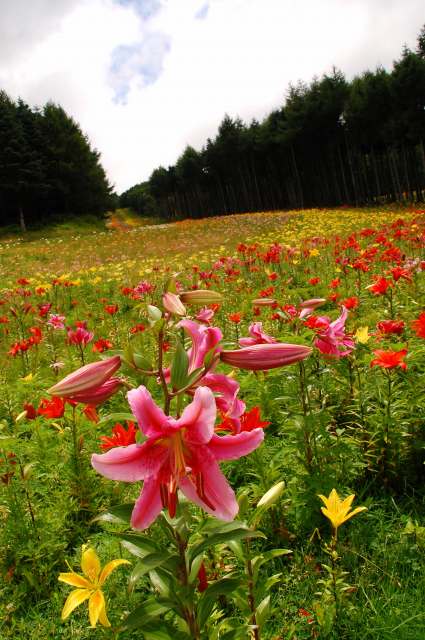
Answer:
0;92;113;230
121;25;425;219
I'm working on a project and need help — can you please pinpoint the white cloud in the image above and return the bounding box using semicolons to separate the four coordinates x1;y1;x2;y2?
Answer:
0;0;423;192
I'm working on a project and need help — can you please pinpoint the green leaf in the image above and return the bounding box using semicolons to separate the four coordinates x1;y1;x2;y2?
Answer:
256;595;271;628
92;502;134;524
128;553;177;591
120;538;162;558
197;577;243;628
132;352;152;371
98;412;136;425
252;549;292;581
189;528;265;564
170;340;189;390
122;598;172;629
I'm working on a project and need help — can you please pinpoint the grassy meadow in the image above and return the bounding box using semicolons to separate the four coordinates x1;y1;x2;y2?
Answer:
0;205;424;639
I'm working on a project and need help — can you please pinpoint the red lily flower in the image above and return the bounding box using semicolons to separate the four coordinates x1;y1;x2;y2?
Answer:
411;312;425;338
370;349;407;370
100;422;137;450
37;397;65;418
377;320;405;335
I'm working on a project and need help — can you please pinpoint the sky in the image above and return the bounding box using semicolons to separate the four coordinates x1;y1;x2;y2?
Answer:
0;0;423;193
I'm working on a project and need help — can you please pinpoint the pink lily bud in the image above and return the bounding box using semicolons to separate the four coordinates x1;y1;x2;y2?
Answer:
220;343;312;370
251;298;276;306
48;355;121;397
69;377;122;406
163;292;186;316
299;298;326;309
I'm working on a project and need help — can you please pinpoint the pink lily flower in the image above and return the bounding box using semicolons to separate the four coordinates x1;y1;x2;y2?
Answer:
313;307;355;357
47;314;66;330
298;298;326;319
67;326;94;346
239;322;277;346
196;308;215;324
201;373;246;432
178;319;222;372
91;386;264;529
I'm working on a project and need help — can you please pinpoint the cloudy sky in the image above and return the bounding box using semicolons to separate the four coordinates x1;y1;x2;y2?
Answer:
1;0;423;193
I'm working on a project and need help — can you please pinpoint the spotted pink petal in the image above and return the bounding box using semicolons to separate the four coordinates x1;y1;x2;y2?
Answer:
208;429;265;461
91;441;168;482
176;386;216;444
127;386;169;437
131;477;163;529
179;456;238;521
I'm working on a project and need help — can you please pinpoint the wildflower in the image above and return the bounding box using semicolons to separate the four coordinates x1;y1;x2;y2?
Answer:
370;349;407;370
100;422;137;450
91;386;264;528
318;488;366;535
58;546;130;628
411;311;425;338
220;342;312;371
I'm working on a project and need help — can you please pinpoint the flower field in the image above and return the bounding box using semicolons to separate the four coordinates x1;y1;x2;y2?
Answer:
1;205;424;639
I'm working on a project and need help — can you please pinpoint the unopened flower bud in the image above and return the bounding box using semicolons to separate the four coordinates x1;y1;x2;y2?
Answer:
163;292;186;316
180;290;223;305
220;343;312;371
48;355;121;397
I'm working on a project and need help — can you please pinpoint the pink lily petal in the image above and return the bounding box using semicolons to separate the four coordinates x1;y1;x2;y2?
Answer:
91;441;168;482
179;456;238;521
176;386;216;444
208;429;265;461
131;477;163;529
201;373;246;421
128;386;169;437
178;319;222;371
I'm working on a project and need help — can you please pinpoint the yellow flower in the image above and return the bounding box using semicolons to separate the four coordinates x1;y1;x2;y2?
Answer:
318;489;366;533
309;248;320;257
355;326;370;344
58;546;130;628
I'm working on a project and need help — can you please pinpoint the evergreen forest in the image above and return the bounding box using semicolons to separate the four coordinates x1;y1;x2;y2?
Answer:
0;93;112;230
122;26;425;220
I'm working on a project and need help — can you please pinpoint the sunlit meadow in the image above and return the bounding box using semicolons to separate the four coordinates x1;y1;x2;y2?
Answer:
1;206;424;639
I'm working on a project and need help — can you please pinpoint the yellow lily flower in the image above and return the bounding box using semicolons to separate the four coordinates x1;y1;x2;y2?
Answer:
318;489;367;534
58;546;130;628
355;326;370;344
